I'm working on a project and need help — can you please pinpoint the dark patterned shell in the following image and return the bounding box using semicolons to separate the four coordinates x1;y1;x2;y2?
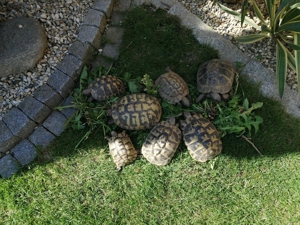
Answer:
155;68;189;104
83;75;125;101
141;120;181;166
106;130;138;170
111;93;162;130
180;113;222;162
197;59;235;94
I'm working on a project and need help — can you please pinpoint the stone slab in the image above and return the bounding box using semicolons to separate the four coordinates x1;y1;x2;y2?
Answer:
11;139;37;166
18;96;52;124
59;96;77;118
0;121;21;154
91;54;114;71
68;41;95;64
105;27;124;44
43;111;67;136
115;0;132;12
102;43;121;60
92;0;115;18
111;11;125;26
0;17;47;77
28;126;56;148
78;25;102;49
46;69;77;99
56;54;84;81
33;84;64;110
82;9;107;33
2;107;37;139
0;154;20;178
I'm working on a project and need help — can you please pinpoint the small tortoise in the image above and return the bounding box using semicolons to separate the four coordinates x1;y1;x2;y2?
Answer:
196;59;235;102
180;112;222;162
141;117;181;166
108;93;162;130
82;75;125;102
155;67;190;106
105;130;138;171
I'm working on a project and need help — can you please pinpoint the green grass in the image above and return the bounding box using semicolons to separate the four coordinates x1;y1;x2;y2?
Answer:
1;5;300;224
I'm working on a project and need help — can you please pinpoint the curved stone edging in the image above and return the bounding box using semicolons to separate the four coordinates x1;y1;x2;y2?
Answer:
1;0;300;178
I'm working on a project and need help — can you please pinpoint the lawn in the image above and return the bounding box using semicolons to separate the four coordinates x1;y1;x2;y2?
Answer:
1;5;300;224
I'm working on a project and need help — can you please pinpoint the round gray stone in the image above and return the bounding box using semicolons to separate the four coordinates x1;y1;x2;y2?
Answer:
0;17;47;77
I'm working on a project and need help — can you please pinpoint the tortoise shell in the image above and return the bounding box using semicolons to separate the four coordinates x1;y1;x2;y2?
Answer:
155;67;190;106
82;75;125;102
197;59;235;101
141;117;181;166
110;93;162;130
105;130;138;171
180;112;222;162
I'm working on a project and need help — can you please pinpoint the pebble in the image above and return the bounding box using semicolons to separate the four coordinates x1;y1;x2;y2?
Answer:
0;0;94;120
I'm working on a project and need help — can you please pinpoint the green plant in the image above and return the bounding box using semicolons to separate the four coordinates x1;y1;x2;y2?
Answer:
214;0;300;97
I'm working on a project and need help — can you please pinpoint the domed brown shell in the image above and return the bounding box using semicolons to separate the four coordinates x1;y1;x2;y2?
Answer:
82;75;125;102
105;130;138;171
197;59;235;101
180;112;222;162
141;117;181;166
110;93;162;130
155;67;190;106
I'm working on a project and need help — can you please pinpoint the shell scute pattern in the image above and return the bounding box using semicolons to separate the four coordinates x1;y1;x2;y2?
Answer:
111;93;162;130
180;112;222;162
155;67;190;106
83;75;125;102
142;119;181;166
105;130;138;171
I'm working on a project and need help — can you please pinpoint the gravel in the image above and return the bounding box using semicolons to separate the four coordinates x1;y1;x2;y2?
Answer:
0;0;94;120
0;0;298;120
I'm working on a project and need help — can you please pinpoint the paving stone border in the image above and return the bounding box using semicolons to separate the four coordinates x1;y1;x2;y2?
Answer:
1;0;300;178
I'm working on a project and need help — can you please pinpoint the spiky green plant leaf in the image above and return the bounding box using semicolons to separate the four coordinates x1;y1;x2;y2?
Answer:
276;40;288;98
235;34;269;44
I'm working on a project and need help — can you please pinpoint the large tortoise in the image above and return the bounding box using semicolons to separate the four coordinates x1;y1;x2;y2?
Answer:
141;117;181;166
108;93;162;130
180;112;222;162
196;59;236;102
105;130;138;171
82;75;125;102
155;67;190;106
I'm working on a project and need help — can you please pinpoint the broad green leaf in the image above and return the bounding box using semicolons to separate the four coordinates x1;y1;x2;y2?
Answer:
277;21;300;33
281;8;300;24
279;33;300;50
252;0;268;26
235;34;268;44
275;0;293;23
265;0;276;23
276;39;288;98
243;98;249;110
217;3;260;29
295;33;300;97
251;102;264;110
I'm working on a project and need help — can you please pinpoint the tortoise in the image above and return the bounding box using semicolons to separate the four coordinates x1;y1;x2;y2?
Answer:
108;93;162;130
155;67;190;107
196;59;236;102
141;117;182;166
180;112;222;162
105;130;138;171
82;75;125;102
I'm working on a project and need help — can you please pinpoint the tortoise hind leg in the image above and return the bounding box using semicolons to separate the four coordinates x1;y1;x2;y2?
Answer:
196;93;206;103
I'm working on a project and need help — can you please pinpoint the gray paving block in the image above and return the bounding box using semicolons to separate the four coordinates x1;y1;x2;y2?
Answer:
105;27;123;44
102;43;121;60
91;54;114;71
111;11;125;26
11;139;37;166
68;41;96;63
83;9;107;33
78;25;102;49
47;69;77;99
59;96;77;118
115;0;131;12
28;126;56;148
18;96;52;124
33;84;64;110
0;154;20;178
43;111;67;136
2;107;37;139
92;0;115;18
56;54;84;81
0;121;21;154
